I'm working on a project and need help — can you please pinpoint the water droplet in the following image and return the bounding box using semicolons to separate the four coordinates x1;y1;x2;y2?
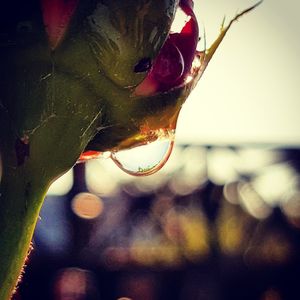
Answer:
111;130;175;177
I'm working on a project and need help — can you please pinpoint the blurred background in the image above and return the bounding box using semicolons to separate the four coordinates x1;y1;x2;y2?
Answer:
178;0;300;146
14;0;300;299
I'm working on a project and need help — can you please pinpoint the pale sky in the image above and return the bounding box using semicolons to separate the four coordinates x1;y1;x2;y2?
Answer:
176;0;300;146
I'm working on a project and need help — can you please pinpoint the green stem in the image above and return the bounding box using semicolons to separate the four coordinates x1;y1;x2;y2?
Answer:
0;66;101;298
0;161;48;300
0;100;96;299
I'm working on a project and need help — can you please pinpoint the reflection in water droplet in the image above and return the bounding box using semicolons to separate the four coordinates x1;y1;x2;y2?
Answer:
111;130;175;177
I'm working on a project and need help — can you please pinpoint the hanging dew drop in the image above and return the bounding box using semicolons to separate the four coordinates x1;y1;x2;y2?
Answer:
78;129;176;176
110;130;175;176
111;140;174;176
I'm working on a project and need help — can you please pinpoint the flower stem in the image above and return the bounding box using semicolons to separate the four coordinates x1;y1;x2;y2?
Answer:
0;152;48;299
